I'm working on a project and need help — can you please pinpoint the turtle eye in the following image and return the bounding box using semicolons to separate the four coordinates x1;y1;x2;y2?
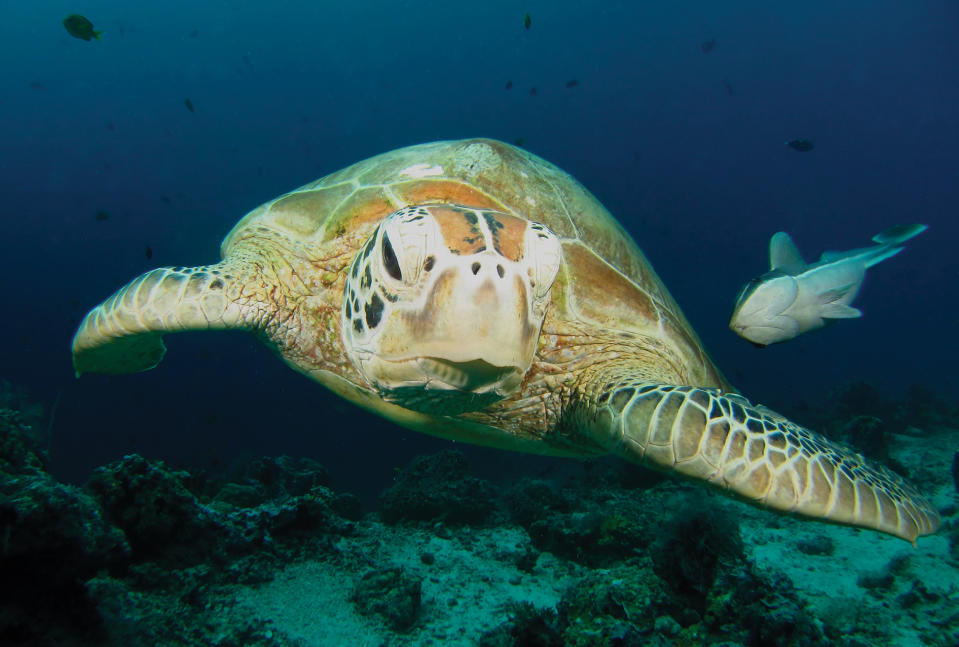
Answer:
381;233;402;281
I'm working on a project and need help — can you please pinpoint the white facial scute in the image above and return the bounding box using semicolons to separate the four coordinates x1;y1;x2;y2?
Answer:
342;204;561;414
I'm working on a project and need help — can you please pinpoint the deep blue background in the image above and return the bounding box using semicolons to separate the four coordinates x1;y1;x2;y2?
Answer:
2;1;957;502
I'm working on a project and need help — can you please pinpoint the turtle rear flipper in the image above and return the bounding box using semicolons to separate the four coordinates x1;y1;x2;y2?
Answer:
72;264;248;375
589;382;939;543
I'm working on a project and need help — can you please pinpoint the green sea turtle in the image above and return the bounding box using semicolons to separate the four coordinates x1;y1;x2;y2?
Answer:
72;138;939;543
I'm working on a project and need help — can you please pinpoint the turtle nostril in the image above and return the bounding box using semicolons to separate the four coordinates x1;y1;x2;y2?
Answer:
471;262;481;275
496;264;505;278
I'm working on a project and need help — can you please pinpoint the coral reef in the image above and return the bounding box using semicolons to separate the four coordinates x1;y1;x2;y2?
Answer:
379;450;497;524
0;408;128;645
1;377;957;646
350;566;422;632
0;404;358;646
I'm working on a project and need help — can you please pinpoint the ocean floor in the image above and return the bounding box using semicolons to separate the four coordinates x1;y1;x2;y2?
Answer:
1;383;957;647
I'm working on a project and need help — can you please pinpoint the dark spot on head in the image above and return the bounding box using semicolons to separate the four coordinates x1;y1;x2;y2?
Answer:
365;293;384;328
482;212;505;231
464;212;478;226
345;299;352;318
361;236;375;261
352;318;363;333
209;279;224;290
471;262;481;275
424;255;435;272
362;265;372;289
496;264;505;278
382;234;402;281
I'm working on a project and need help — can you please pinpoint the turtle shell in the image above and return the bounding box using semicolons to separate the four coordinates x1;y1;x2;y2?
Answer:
221;138;728;390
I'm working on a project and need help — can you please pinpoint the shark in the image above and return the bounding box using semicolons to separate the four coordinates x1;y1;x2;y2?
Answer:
729;223;927;347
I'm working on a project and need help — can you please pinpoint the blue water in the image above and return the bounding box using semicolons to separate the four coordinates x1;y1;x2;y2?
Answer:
1;0;956;500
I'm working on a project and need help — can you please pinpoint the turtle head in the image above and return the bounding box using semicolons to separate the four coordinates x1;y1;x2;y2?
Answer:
342;204;561;414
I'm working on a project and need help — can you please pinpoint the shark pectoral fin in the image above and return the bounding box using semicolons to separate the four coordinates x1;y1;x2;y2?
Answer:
818;280;859;304
769;232;806;274
820;303;862;319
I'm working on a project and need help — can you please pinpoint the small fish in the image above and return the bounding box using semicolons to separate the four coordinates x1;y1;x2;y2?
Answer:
524;13;532;30
729;224;928;346
513;137;526;147
701;39;716;53
505;80;513;90
565;79;579;89
722;79;735;96
106;122;116;131
63;14;102;41
95;210;110;221
188;29;199;39
160;196;172;205
184;98;195;113
787;138;814;152
145;245;153;260
529;87;537;96
29;81;46;91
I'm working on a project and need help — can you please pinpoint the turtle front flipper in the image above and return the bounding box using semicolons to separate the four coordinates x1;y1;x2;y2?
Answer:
587;382;939;543
72;263;250;375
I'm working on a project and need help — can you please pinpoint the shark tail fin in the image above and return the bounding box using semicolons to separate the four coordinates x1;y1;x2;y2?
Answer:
862;223;927;268
769;232;806;273
872;223;927;246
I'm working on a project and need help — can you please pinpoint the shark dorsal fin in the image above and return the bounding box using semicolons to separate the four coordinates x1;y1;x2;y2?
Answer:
769;232;806;274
